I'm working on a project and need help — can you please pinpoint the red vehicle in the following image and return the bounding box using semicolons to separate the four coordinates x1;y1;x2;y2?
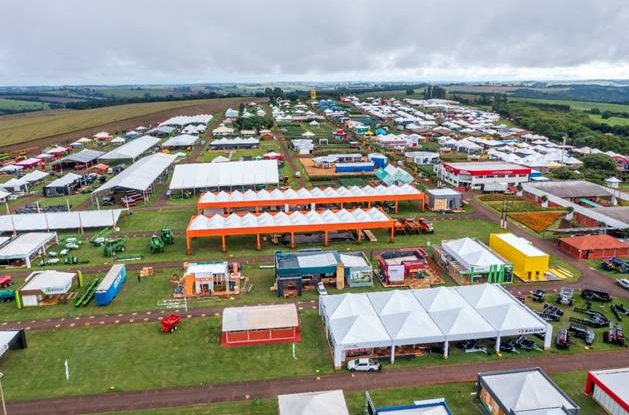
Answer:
161;314;181;333
0;275;12;288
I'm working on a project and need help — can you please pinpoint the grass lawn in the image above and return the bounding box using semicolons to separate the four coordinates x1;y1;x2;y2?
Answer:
0;98;49;112
0;97;245;147
117;209;193;232
99;371;606;415
0;311;331;400
510;97;629;113
589;113;629;126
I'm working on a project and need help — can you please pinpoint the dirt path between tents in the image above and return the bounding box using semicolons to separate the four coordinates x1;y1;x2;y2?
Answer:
0;98;263;154
6;350;629;415
273;124;306;188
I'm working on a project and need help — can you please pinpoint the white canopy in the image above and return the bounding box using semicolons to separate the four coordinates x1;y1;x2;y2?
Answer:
162;134;200;148
99;136;160;161
222;303;298;332
442;237;506;273
94;153;176;194
169;160;279;190
0;210;122;232
278;390;349;415
320;284;550;367
20;170;49;183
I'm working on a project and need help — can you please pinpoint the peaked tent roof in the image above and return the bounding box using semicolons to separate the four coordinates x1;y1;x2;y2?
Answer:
278;390;349;415
99;136;160;160
94;153;176;194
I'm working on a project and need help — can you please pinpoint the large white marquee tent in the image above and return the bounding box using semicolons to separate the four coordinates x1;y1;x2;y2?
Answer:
320;284;551;368
0;210;122;233
169;160;279;192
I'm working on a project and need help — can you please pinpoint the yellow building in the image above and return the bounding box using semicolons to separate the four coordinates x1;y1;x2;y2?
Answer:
489;233;549;281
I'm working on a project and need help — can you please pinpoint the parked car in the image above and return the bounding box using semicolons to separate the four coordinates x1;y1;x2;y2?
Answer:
617;279;629;290
347;358;381;372
316;282;328;296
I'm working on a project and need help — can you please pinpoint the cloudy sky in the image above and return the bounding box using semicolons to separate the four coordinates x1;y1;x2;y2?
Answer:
1;0;628;85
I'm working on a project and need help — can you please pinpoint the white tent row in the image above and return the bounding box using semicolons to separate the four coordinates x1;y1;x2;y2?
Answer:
20;170;49;183
189;207;391;231
441;237;506;273
99;135;160;161
209;137;260;146
0;209;122;233
159;114;213;128
169;160;279;191
198;184;421;204
162;134;200;148
93;153;176;195
320;284;551;368
0;232;57;268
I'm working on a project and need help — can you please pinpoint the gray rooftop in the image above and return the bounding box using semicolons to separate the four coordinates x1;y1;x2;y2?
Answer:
530;180;612;199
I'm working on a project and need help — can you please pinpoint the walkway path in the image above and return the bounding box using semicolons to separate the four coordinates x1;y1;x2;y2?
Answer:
7;349;629;415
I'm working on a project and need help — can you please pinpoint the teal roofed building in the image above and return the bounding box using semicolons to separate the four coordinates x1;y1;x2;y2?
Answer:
376;164;414;186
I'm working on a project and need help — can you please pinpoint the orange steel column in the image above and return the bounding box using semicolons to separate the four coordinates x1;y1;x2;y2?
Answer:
389;226;394;242
324;231;329;247
221;235;226;252
420;195;425;212
256;233;261;251
367;201;371;208
394;201;399;213
357;229;362;244
290;233;295;249
186;236;191;255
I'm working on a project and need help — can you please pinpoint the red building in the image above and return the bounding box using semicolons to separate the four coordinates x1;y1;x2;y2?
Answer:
558;234;629;260
221;303;300;347
584;368;629;415
376;248;430;286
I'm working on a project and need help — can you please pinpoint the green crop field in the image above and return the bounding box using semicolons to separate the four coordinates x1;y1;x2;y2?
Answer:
588;113;629;126
105;371;606;415
511;97;629;113
0;98;49;112
0;97;244;147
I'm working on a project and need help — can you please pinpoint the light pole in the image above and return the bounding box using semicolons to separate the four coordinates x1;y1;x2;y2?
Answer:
0;371;7;415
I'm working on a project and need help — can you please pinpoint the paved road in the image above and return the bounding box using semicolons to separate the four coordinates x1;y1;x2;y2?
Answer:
6;349;629;415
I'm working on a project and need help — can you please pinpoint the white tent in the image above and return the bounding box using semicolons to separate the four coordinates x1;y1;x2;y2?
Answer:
278;390;349;415
442;237;506;273
99;136;160;161
169;160;279;191
0;232;57;268
94;153;176;195
162;134;200;148
21;170;49;183
320;284;551;368
0;209;122;232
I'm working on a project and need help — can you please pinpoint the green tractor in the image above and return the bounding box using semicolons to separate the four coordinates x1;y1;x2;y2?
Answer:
103;239;127;257
149;235;165;254
160;228;175;245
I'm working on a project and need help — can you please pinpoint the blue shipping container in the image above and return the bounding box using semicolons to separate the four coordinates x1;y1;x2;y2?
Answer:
95;264;127;306
335;162;375;173
368;154;388;169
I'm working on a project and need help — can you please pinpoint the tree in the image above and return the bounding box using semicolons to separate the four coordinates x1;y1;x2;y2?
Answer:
406;89;415;95
581;153;616;171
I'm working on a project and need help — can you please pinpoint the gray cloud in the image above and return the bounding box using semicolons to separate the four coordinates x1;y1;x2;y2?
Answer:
1;0;628;85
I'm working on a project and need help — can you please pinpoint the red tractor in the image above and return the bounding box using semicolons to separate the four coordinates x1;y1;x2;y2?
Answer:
0;275;12;288
161;314;181;333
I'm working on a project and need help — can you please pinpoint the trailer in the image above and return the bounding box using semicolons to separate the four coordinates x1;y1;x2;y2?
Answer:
95;264;127;306
74;277;102;307
161;314;181;333
0;275;12;288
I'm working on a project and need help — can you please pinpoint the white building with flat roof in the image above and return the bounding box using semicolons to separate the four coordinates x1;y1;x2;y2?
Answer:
435;161;531;190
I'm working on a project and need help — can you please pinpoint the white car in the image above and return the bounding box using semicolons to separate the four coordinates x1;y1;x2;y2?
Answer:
617;279;629;290
316;282;328;296
347;358;381;372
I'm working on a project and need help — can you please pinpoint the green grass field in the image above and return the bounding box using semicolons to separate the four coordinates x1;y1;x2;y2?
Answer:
0;97;244;147
588;113;629;126
510;97;629;113
104;371;606;415
0;98;49;112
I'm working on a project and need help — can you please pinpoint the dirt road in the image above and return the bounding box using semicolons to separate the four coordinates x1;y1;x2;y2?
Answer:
6;350;629;415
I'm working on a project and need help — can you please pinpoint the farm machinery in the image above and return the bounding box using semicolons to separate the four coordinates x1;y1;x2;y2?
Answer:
556;287;574;305
539;303;564;321
600;257;629;273
611;304;629;321
393;217;433;235
74;277;102;307
568;323;596;345
555;329;570;349
103;239;127;257
582;287;612;302
603;323;625;346
569;307;610;328
148;228;175;254
531;289;546;303
0;289;15;302
0;275;12;288
161;314;181;333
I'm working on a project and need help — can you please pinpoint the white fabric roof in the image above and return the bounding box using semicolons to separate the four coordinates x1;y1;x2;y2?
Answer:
20;170;49;183
94;153;176;193
481;369;577;413
199;184;420;204
0;209;122;232
222;303;298;332
61;149;104;164
46;173;83;188
442;237;506;273
21;270;75;292
209;137;259;146
162;134;200;147
278;390;349;415
169;160;279;190
0;190;10;200
0;232;56;259
321;284;547;349
99;136;160;160
188;208;390;231
0;330;19;358
159;114;212;127
1;178;29;190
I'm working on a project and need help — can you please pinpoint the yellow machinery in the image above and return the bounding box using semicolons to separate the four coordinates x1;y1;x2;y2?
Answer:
310;89;317;100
